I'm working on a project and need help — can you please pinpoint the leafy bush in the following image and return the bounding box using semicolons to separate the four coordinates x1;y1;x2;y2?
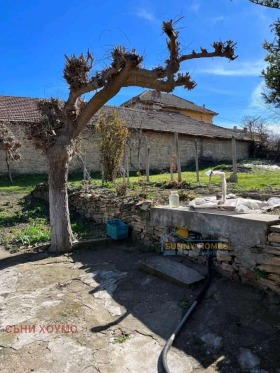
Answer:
96;110;128;182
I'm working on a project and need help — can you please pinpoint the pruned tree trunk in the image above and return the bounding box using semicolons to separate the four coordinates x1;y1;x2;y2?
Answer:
47;146;76;253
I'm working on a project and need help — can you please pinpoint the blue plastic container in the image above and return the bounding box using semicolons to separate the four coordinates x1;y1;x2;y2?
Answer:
106;219;128;240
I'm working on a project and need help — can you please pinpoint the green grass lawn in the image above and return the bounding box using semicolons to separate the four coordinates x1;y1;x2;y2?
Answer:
1;166;280;193
111;168;280;193
0;174;48;193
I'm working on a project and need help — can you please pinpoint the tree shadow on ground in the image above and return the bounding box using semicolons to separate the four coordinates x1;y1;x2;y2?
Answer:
0;249;50;270
70;243;280;372
1;243;280;372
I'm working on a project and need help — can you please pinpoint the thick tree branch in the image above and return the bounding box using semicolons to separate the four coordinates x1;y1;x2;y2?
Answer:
58;19;237;139
180;41;237;62
64;47;143;121
75;60;137;134
162;20;180;74
124;68;196;91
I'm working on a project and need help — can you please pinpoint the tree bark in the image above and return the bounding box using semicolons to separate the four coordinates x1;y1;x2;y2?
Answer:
47;145;76;253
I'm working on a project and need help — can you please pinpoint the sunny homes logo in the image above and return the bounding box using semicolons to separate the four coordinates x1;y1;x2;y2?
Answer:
162;228;232;256
5;324;78;334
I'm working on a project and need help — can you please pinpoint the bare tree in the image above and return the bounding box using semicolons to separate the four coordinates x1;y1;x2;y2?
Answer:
124;108;148;173
28;20;237;253
0;122;21;183
242;116;268;141
242;116;269;157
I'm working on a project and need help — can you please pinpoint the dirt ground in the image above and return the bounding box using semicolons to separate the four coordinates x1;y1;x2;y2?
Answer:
0;242;280;373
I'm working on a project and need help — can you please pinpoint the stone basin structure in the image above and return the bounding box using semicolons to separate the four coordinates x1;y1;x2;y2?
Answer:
151;206;280;294
151;206;280;249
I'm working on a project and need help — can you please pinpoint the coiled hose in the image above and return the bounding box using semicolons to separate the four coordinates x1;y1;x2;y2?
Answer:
161;254;213;373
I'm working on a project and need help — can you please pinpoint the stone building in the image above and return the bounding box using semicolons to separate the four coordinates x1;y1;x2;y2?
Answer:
121;90;217;124
0;91;253;175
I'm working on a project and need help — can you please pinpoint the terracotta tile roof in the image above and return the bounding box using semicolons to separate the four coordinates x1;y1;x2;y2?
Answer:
96;106;251;141
0;95;42;122
0;95;250;141
121;90;218;116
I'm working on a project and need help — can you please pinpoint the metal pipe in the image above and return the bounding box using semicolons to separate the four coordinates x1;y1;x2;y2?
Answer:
205;170;227;203
161;254;213;373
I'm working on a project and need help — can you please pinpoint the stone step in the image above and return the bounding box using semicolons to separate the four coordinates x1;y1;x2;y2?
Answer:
138;256;205;287
256;244;280;255
270;224;280;233
268;232;280;244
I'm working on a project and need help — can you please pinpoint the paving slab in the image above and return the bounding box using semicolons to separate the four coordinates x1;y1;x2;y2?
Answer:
138;256;205;287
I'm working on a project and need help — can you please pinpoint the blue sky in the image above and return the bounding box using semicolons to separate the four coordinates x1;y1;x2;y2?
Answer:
0;0;279;128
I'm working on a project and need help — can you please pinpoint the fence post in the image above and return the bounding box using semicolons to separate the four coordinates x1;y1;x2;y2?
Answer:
195;140;200;183
126;146;130;185
145;143;150;182
230;136;238;183
175;132;182;182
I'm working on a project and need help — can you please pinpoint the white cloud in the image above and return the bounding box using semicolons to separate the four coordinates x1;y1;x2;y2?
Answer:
199;59;266;77
236;81;280;126
208;16;224;25
190;2;200;12
135;9;156;22
201;86;240;96
250;81;266;109
248;82;280;127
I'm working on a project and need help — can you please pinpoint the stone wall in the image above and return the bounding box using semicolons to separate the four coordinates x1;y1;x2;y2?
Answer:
69;192;163;248
31;184;166;249
185;231;280;296
0;125;48;175
0;123;251;175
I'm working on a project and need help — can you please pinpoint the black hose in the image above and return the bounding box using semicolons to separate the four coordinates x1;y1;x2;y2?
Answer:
162;254;213;373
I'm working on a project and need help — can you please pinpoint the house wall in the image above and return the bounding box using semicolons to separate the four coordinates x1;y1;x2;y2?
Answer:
158;107;214;124
0;124;251;175
179;109;213;124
